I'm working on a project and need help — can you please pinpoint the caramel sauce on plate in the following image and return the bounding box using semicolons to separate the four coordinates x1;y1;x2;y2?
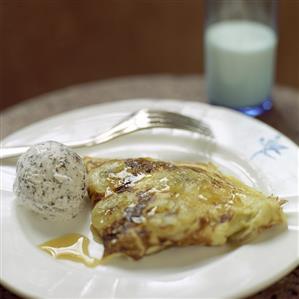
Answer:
39;233;102;267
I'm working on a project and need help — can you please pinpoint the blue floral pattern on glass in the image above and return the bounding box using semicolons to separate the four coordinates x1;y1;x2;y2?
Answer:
251;135;288;159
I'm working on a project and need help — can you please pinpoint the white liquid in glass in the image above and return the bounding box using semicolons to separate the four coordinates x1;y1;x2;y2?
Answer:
205;20;277;108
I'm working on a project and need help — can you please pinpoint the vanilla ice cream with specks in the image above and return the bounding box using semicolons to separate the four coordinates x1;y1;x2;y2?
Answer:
13;141;87;220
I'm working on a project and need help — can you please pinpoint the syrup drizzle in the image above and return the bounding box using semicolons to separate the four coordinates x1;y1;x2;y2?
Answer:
39;233;102;267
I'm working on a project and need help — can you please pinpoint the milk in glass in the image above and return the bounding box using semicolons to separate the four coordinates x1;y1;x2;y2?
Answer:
205;20;277;108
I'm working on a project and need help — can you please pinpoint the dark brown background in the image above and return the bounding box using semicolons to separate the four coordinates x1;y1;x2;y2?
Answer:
1;0;299;111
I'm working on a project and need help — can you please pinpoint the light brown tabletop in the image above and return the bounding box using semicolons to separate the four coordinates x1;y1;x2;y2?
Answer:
1;75;298;298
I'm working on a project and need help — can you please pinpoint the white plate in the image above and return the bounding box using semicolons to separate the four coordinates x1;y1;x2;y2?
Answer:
1;99;298;299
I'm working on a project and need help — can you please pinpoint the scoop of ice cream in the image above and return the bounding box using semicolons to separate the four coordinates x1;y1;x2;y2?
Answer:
13;141;87;220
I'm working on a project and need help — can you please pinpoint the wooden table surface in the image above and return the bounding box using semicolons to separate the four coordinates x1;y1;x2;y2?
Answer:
1;75;298;298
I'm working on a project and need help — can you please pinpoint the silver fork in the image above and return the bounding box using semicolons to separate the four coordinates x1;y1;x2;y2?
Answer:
0;109;213;160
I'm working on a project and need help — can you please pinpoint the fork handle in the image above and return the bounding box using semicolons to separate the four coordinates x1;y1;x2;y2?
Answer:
0;146;31;160
0;123;152;160
0;117;133;160
0;118;137;160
